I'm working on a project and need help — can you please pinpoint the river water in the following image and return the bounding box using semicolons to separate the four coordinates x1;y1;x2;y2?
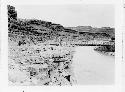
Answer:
72;46;115;85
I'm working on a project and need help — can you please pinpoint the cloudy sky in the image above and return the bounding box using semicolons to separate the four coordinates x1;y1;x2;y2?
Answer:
15;4;114;27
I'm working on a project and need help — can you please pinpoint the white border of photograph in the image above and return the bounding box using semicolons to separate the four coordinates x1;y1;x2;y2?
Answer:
0;0;123;92
122;1;125;92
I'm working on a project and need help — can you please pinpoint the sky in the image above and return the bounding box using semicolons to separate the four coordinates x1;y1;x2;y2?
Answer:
15;4;114;27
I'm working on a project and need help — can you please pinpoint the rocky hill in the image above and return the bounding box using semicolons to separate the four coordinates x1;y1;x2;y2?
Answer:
8;5;114;45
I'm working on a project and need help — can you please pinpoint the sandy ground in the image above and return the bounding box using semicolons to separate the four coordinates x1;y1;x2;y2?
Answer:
72;46;115;85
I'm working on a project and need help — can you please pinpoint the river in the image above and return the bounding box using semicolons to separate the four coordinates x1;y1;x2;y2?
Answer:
72;46;115;85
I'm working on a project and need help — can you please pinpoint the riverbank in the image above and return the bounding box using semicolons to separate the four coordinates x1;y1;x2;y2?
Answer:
94;45;115;56
95;50;115;56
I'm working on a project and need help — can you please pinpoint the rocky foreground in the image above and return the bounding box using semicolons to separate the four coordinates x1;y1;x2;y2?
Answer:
8;38;76;85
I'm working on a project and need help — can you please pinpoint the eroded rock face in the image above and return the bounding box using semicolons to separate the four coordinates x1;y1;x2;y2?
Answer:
8;5;17;21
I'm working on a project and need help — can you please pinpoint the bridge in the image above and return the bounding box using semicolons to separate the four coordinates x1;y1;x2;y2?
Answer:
50;42;114;46
72;44;113;46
